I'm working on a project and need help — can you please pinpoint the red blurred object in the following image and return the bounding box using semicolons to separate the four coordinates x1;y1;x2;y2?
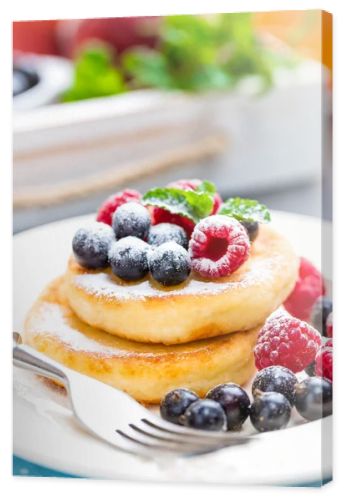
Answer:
13;21;60;55
13;17;160;59
57;17;160;58
284;257;325;321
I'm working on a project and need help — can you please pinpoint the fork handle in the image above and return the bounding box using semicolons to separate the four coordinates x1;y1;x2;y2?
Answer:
13;344;67;386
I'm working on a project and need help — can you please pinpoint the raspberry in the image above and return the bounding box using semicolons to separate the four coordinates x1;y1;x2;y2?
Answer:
284;257;325;321
188;215;250;278
315;345;333;381
151;207;196;237
254;312;322;373
96;189;141;226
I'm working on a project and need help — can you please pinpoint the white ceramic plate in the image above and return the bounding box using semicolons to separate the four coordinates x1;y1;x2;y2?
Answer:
13;211;332;485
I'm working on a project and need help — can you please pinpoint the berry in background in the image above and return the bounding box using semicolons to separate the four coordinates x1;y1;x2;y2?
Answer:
254;312;322;373
96;189;141;226
112;202;151;240
189;215;250;278
284;257;325;321
315;343;333;381
206;383;250;430
295;377;332;421
108;236;149;281
160;388;199;425
72;222;114;269
241;220;259;242
310;296;333;337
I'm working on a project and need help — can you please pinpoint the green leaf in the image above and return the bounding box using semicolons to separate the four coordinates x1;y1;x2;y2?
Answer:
195;180;216;195
61;43;126;102
142;186;214;223
218;197;271;223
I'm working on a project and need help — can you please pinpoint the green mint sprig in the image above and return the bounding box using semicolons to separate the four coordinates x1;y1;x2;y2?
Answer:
142;181;216;223
218;197;271;223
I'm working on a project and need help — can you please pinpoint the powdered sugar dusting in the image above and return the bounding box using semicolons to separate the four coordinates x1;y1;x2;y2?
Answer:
73;256;277;301
27;302;120;355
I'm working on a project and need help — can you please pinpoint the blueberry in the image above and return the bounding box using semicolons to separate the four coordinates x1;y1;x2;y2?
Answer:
108;236;149;281
295;376;332;421
241;220;259;242
72;222;114;269
250;392;291;432
148;223;188;249
182;399;226;431
252;366;297;406
112;202;151;240
305;362;316;377
149;242;191;286
206;383;250;430
310;296;332;337
160;388;199;425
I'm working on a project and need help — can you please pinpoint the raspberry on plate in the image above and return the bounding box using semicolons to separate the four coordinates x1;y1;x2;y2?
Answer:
284;257;325;321
96;189;141;226
254;312;322;373
315;344;333;381
188;215;250;278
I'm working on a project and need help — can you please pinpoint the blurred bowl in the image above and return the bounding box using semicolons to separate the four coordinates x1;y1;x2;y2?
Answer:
13;53;73;111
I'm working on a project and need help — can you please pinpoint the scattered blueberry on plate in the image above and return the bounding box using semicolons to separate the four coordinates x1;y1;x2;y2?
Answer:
206;383;250;430
160;388;199;425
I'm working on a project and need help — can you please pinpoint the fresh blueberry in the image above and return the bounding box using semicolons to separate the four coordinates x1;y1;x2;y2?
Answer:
72;222;114;269
252;366;297;406
108;236;149;281
250;391;291;432
182;399;227;431
310;296;332;337
241;220;259;242
149;242;191;286
295;376;332;421
112;202;151;240
206;383;250;430
160;388;199;425
148;223;188;249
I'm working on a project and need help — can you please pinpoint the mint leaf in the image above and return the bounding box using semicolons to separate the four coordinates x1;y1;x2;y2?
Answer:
219;197;271;223
195;180;216;196
143;187;214;223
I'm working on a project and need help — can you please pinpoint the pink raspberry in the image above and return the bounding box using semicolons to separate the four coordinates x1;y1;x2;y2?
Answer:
96;189;141;226
284;257;325;321
315;344;333;381
254;312;322;373
151;207;196;237
188;215;250;278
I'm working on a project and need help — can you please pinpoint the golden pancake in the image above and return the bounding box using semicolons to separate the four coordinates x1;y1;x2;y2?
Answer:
64;225;298;345
24;278;258;404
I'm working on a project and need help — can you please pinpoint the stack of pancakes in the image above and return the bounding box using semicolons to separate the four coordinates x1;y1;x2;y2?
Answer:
24;224;298;404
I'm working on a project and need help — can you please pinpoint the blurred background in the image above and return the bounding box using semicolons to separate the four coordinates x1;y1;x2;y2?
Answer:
12;11;332;233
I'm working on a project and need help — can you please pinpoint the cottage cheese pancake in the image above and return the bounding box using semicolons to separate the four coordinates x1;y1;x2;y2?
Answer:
24;278;258;404
64;225;299;344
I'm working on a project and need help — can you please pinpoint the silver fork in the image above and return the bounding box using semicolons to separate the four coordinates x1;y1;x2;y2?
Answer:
13;332;252;458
